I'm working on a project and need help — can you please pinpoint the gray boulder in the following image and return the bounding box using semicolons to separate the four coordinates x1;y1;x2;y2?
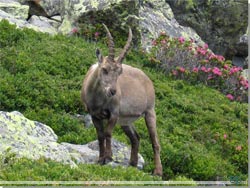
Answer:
0;111;144;169
27;15;59;32
0;0;29;19
0;0;57;34
139;0;205;51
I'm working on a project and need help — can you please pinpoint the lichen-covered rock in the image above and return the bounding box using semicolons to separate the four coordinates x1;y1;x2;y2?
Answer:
0;111;76;167
14;0;206;51
0;111;144;169
62;140;144;169
0;10;57;34
35;0;61;17
139;0;205;51
166;0;248;60
28;15;59;32
0;0;29;19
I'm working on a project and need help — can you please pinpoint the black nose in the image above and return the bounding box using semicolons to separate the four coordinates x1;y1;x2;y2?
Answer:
110;89;116;96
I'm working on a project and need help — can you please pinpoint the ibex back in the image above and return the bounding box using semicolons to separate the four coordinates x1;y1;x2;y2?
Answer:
81;24;162;176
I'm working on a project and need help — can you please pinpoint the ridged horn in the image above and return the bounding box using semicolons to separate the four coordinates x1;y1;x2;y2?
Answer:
103;24;115;61
117;27;132;64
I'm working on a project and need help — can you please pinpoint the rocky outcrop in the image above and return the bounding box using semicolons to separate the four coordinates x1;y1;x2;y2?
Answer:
0;0;57;34
0;111;144;169
0;0;29;19
0;0;247;62
13;0;204;49
166;0;248;61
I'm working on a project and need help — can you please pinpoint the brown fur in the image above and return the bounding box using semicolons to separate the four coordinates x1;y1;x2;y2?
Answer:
81;24;162;176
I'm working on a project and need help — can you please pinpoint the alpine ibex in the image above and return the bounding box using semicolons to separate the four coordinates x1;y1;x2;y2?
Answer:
81;24;162;176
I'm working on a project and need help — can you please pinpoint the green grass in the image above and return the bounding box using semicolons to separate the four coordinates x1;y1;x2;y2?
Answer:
0;20;248;181
0;155;160;181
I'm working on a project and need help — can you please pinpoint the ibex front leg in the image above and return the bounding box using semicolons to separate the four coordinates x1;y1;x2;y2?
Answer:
92;117;106;164
104;115;117;163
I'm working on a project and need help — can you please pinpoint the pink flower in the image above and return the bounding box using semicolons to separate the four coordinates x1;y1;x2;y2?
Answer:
192;67;199;73
207;75;214;80
216;55;225;61
178;67;186;73
204;43;208;49
71;27;78;34
152;40;157;46
236;145;242;151
94;32;100;38
172;70;178;76
240;79;248;89
212;67;222;76
223;64;229;70
236;96;242;101
226;94;234;101
200;66;210;73
160;31;166;36
178;36;185;44
223;134;227;139
196;47;207;55
208;54;216;60
161;39;167;45
229;66;242;75
201;66;207;72
188;46;193;51
244;84;248;90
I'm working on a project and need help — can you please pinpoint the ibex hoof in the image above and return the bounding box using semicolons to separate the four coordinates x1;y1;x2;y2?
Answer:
129;161;138;167
153;168;163;177
98;156;113;165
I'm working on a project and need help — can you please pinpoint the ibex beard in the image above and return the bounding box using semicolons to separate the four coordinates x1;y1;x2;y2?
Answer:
81;24;163;176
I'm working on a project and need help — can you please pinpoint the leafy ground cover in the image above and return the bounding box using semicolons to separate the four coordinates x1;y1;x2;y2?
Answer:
0;20;247;182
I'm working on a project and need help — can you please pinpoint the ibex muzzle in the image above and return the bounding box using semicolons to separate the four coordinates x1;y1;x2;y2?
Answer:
81;24;163;176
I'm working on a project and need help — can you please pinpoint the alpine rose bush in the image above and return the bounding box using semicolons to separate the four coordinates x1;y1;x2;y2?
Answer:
149;33;248;102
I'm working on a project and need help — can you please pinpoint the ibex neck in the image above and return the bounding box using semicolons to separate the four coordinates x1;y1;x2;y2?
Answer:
88;67;101;91
87;66;107;102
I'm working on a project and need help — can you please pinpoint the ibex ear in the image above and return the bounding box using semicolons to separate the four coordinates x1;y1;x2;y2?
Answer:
96;48;103;64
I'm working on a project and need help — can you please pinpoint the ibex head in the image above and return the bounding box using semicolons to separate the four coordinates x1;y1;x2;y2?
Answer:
96;24;132;97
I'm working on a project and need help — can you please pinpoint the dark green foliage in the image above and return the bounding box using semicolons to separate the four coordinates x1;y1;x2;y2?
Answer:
0;20;247;181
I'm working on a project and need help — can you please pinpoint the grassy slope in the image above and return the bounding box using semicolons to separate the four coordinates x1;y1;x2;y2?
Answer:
0;20;247;181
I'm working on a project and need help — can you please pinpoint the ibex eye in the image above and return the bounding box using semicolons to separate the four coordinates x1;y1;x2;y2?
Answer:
102;68;108;75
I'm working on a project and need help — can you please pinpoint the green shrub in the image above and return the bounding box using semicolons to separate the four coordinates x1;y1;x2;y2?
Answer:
149;32;248;102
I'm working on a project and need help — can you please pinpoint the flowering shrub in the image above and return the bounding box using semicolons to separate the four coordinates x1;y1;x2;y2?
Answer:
149;32;248;102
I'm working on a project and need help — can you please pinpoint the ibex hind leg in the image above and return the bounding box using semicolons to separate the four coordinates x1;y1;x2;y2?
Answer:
121;125;140;167
145;109;163;176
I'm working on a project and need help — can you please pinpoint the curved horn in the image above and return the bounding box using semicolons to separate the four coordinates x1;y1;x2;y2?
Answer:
117;27;132;64
103;24;115;61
